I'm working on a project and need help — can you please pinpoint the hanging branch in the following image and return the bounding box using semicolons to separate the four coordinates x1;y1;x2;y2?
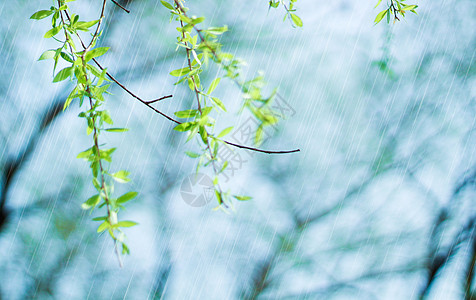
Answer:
111;0;130;13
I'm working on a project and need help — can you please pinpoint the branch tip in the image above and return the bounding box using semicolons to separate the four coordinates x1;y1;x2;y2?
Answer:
111;0;130;13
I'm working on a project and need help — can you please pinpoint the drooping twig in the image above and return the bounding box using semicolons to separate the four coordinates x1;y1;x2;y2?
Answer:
59;0;124;267
144;95;173;104
111;0;130;13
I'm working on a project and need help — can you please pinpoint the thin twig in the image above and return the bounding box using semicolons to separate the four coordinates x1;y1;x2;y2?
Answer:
223;140;299;154
111;0;130;13
85;0;107;52
145;95;173;104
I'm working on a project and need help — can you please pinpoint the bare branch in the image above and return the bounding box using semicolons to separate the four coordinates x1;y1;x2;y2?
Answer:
111;0;130;13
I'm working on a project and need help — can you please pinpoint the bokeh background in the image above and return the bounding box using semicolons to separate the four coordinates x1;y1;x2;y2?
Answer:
0;0;475;299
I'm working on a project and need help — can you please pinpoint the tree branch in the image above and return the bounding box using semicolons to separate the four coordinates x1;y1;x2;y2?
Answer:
111;0;130;13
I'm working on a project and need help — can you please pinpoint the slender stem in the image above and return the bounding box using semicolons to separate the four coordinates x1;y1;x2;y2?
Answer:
178;15;202;113
111;0;130;13
223;140;300;154
85;0;107;52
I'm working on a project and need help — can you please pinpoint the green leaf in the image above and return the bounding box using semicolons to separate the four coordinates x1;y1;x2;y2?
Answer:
81;194;101;209
174;109;198;119
234;195;252;201
290;13;303;27
173;122;195;132
38;49;56;61
205;26;228;35
105;128;129;132
101;110;113;125
211;97;226;112
97;221;110;233
207;78;221;94
215;190;223;204
112;170;131;183
160;0;174;10
217;126;233;138
84;47;109;62
170;67;191;77
122;243;130;255
92;216;107;221
77;147;93;159
44;25;62;38
60;52;74;63
75;19;99;31
219;161;228;174
374;9;388;24
185;151;201;158
63;87;79;111
53;66;73;83
374;0;383;8
402;5;418;11
115;221;138;228
269;0;279;8
116;191;138;204
30;10;54;20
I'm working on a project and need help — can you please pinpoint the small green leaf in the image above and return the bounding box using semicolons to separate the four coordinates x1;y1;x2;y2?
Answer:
374;0;383;9
38;49;56;61
217;126;233;138
84;47;109;62
97;221;110;233
160;0;174;10
53;66;73;83
115;221;138;228
174;109;198;119
211;97;226;112
44;25;62;38
207;78;221;95
215;190;223;204
30;10;54;20
174;122;195;132
75;19;99;31
92;216;107;221
402;5;418;11
116;192;138;204
105;128;129;132
234;195;252;201
77;147;92;159
60;52;74;63
374;9;388;24
122;243;130;255
112;170;131;183
81;194;101;209
170;67;190;77
101;111;113;125
220;161;228;173
185;151;201;158
290;13;303;27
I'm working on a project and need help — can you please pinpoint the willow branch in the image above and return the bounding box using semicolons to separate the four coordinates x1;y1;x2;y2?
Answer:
85;0;107;52
65;1;299;155
173;0;300;155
